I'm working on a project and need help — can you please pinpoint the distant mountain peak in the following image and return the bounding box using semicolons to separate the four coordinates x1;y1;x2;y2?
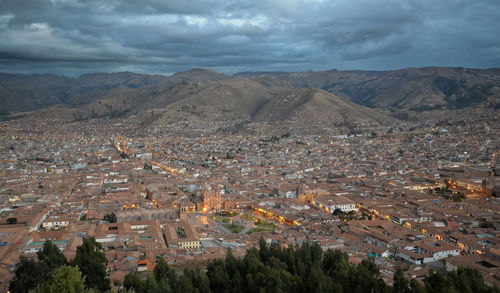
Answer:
1;67;499;125
171;68;229;80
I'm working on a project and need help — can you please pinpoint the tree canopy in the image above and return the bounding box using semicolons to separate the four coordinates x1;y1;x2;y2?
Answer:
71;236;110;292
123;240;499;293
9;240;67;293
31;265;86;293
9;238;500;293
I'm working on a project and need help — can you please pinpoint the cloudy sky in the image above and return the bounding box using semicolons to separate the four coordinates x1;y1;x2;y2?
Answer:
0;0;499;76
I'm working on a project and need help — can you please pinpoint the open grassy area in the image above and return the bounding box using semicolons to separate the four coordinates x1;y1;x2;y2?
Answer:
246;227;269;234
241;213;279;229
222;223;245;234
255;219;279;229
212;216;229;223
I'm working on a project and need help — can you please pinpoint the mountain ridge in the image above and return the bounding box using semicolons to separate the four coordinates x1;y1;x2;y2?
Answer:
1;67;499;127
246;67;500;109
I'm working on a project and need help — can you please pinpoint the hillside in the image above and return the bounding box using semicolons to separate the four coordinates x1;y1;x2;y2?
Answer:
0;73;72;114
9;76;386;134
2;67;499;127
0;69;228;115
241;67;500;110
253;88;384;124
120;79;384;126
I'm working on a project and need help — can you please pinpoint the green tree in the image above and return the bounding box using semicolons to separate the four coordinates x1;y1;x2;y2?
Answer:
424;270;451;293
259;238;271;262
393;267;410;293
71;237;110;291
9;257;45;293
123;272;145;293
153;258;173;293
447;267;500;293
37;240;67;270
350;259;388;293
103;212;117;223
207;259;231;293
15;238;500;293
177;270;194;293
310;242;323;265
10;241;67;293
304;264;330;293
409;278;426;293
117;289;137;293
189;268;211;293
224;249;244;291
322;249;350;291
153;258;170;282
31;265;85;293
144;274;162;293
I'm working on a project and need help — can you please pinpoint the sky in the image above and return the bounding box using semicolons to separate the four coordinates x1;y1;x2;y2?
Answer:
0;0;499;76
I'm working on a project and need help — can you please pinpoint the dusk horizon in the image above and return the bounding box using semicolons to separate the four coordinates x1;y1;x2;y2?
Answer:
1;0;500;76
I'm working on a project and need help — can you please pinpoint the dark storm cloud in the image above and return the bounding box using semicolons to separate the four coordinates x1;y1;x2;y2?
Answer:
0;0;499;76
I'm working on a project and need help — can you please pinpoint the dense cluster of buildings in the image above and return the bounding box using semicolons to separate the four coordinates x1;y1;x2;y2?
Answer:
0;110;499;290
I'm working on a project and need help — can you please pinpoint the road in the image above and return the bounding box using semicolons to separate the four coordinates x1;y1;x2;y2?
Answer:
240;221;254;234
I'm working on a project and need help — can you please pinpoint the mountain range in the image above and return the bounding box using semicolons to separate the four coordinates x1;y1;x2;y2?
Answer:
1;67;499;128
241;67;500;110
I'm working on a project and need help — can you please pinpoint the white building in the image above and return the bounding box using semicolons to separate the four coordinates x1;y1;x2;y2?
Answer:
313;195;358;213
398;240;460;264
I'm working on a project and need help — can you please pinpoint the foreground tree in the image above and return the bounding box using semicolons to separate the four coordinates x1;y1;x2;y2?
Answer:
37;240;67;270
10;241;66;293
123;273;146;293
9;257;44;293
71;236;110;291
20;238;499;293
393;267;410;293
31;266;85;293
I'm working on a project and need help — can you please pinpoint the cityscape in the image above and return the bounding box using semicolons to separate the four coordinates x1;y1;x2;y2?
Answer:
1;0;500;292
0;105;498;291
